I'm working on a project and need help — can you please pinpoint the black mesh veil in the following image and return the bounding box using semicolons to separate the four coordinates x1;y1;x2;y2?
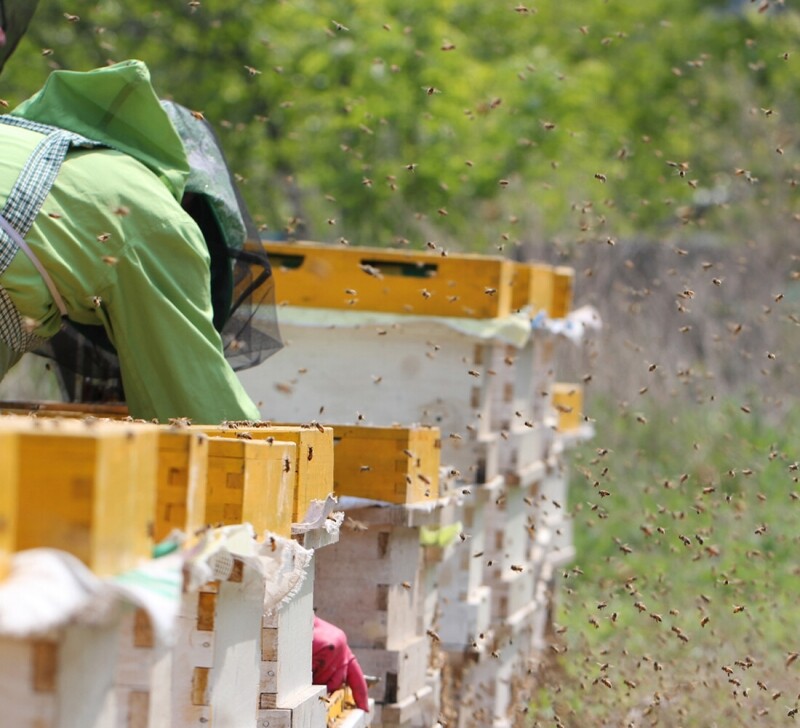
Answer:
30;101;281;403
162;100;282;370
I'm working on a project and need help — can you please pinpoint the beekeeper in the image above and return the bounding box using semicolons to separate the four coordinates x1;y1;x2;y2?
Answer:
0;58;280;422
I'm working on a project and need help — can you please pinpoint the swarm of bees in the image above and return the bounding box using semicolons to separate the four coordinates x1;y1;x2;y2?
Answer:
18;2;800;726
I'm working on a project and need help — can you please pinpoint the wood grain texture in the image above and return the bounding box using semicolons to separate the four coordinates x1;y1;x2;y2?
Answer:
332;425;441;504
0;417;158;576
196;425;331;526
154;430;209;543
205;437;296;538
264;240;515;319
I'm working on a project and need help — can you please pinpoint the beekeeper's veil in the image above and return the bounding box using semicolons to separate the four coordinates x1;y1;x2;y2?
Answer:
161;100;282;371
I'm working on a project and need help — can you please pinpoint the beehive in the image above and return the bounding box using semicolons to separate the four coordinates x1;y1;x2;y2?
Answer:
0;401;129;418
259;555;317;715
154;429;209;543
263;241;516;319
0;416;158;576
171;561;266;726
353;633;429;707
314;524;422;651
510;262;555;316
551;266;575;318
205;437;296;538
483;482;537;623
0;430;18;579
551;383;583;432
197;424;333;523
332;425;441;504
238;323;502;482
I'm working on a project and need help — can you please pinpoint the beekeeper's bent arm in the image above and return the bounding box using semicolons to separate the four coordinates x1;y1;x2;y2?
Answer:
93;210;261;424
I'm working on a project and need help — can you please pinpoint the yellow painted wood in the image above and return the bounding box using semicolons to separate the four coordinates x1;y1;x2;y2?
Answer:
196;425;333;523
332;425;441;504
510;262;554;316
0;402;130;418
552;266;575;318
326;687;354;724
154;430;210;543
256;426;333;522
0;416;159;577
261;241;516;319
0;431;18;580
552;383;583;432
205;437;296;538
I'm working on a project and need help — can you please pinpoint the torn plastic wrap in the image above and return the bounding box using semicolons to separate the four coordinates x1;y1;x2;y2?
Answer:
0;548;183;642
531;304;602;344
0;526;313;644
291;494;345;537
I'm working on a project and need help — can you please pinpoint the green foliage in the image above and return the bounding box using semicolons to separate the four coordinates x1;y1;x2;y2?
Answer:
535;396;800;726
2;1;799;250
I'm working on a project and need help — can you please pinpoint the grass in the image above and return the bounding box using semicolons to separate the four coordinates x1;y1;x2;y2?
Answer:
528;395;800;727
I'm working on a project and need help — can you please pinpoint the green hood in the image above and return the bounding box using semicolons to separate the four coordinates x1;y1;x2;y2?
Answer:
11;60;189;201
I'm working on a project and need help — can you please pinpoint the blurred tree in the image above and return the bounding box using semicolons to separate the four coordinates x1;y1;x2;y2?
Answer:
1;0;798;252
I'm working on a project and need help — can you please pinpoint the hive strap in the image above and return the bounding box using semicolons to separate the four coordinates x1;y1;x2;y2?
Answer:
0;212;67;318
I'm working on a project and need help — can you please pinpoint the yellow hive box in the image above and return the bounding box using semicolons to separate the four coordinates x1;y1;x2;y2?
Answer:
0;401;130;418
327;687;355;725
0;430;18;579
205;437;296;538
551;266;575;318
332;425;441;504
262;241;516;319
510;262;555;316
154;429;210;543
0;416;158;577
551;383;583;432
196;425;334;523
0;417;213;548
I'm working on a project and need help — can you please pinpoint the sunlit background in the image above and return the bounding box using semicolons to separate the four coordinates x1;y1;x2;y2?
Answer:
5;2;798;724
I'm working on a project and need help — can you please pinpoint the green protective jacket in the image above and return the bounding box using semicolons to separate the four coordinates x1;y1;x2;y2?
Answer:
0;60;260;423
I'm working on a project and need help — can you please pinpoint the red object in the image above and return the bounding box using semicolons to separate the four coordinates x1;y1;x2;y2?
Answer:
312;616;369;711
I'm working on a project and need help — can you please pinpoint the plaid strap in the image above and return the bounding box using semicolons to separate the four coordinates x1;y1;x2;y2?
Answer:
0;115;105;351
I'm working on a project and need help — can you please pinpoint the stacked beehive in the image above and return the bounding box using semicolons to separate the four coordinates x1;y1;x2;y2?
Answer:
310;425;443;727
0;414;373;728
237;241;591;727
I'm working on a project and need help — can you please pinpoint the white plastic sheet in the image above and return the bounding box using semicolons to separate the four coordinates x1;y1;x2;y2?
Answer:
0;525;314;642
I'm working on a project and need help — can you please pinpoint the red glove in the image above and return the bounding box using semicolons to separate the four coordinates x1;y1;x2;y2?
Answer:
312;616;369;711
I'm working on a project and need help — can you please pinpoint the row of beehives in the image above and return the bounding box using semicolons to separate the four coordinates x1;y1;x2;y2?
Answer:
0;414;361;728
0;244;592;728
0;399;583;728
